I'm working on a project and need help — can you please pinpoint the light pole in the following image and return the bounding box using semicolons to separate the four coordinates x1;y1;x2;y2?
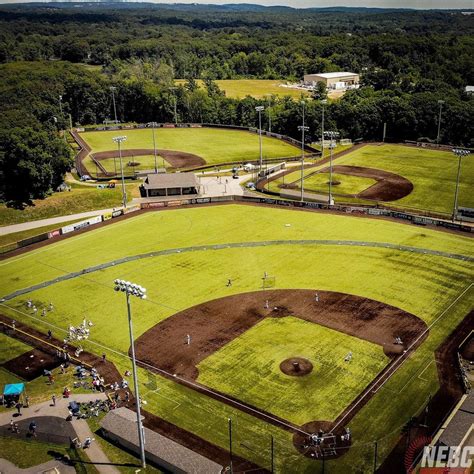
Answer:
436;100;444;145
265;94;272;133
298;100;309;202
255;105;265;177
110;86;119;124
113;135;127;208
59;95;63;119
147;122;159;173
452;148;470;221
324;130;339;206
114;279;147;469
321;99;327;158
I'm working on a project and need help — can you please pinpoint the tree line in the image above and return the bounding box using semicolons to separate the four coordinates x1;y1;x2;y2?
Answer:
0;5;473;204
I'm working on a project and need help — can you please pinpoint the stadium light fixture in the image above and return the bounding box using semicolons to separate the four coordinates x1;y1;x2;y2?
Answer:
112;135;127;208
436;100;445;144
255;106;265;176
298;100;309;203
324;130;339;206
113;279;147;468
452;148;470;222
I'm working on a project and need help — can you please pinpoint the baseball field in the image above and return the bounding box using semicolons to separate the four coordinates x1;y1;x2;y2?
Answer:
0;204;473;472
267;144;474;216
79;127;300;174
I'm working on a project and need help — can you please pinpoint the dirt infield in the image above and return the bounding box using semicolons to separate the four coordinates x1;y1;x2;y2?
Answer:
135;290;427;381
3;348;61;381
280;357;313;376
293;420;351;459
92;149;206;169
330;165;413;201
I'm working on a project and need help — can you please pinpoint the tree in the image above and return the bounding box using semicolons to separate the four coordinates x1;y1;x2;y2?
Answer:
1;127;72;204
312;82;327;101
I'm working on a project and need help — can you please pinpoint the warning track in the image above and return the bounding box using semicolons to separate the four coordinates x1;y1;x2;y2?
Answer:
2;239;472;301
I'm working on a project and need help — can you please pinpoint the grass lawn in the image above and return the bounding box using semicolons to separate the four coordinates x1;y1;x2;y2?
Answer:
327;144;474;215
0;435;68;469
79;128;300;167
0;184;139;226
198;317;389;425
0;205;472;472
98;154;166;174
175;79;310;99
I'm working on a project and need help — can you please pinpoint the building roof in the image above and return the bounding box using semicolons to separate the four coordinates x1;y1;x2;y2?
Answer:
143;172;197;190
438;392;474;447
100;407;222;474
306;72;358;79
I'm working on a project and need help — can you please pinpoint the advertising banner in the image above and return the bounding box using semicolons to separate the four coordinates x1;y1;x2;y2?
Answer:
61;215;102;234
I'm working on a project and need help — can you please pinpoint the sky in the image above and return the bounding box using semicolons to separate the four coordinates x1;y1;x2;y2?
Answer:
0;0;473;7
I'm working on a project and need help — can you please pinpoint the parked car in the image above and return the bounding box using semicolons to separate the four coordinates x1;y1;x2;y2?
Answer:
246;182;256;189
80;174;92;181
243;163;255;172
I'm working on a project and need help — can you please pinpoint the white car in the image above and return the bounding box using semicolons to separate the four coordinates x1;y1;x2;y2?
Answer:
243;163;255;172
80;175;92;181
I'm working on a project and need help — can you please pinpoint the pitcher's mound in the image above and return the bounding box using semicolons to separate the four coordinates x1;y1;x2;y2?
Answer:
280;357;313;376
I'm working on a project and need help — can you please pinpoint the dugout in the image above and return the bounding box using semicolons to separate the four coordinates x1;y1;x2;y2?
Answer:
140;173;199;198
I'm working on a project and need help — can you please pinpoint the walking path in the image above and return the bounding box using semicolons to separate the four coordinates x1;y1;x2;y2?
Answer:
0;394;119;474
0;209;116;237
2;239;472;302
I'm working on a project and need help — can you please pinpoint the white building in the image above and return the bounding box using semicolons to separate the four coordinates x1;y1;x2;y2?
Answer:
303;72;360;90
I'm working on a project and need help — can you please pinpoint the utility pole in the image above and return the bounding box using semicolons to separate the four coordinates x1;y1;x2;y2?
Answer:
452;148;470;222
436;100;445;145
148;122;158;173
321;99;327;157
324;130;339;206
255;106;265;178
298;100;309;202
110;86;119;124
114;280;147;468
113;135;127;208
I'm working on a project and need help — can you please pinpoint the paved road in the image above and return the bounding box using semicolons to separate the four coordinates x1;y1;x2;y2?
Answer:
2;239;472;302
0;394;119;474
0;208;116;237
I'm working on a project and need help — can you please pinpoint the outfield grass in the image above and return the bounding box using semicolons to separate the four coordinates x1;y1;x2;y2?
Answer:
0;205;472;473
80;128;300;167
326;144;474;214
175;79;310;99
198;317;389;424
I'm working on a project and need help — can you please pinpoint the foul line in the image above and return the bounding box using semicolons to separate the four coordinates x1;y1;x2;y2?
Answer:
332;282;473;433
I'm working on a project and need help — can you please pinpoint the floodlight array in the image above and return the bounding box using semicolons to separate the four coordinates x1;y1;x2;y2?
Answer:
112;135;127;144
255;105;265;112
452;148;470;158
114;279;147;299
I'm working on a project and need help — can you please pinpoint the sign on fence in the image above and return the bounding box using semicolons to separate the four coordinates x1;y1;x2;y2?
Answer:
61;215;102;234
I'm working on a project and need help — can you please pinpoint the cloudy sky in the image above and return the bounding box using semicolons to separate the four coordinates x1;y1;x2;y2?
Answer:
0;0;472;7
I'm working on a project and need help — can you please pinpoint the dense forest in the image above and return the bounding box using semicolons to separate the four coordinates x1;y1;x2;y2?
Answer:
0;3;473;203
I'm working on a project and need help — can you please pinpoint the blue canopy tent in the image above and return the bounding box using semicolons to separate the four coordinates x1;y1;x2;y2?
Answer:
3;383;25;396
2;383;25;406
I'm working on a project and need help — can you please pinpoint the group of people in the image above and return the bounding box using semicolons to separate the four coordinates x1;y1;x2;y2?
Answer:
67;318;93;342
26;300;53;317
